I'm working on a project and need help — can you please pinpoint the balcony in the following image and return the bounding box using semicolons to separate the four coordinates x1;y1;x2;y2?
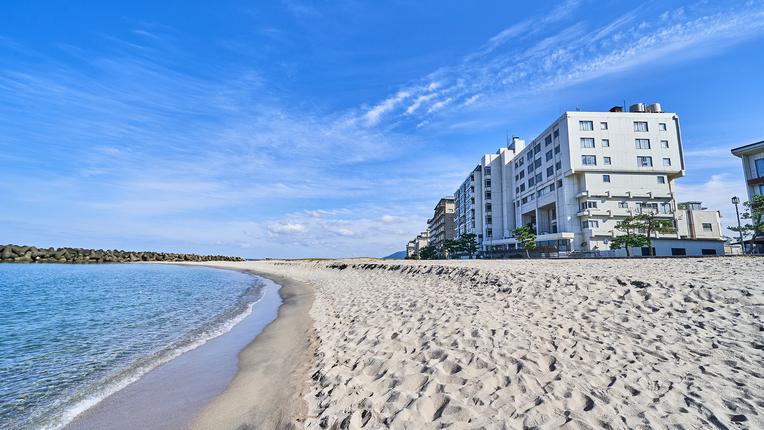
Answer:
743;168;764;186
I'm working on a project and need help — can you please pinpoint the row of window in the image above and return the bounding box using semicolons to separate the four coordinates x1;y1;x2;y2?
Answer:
603;175;666;184
581;138;669;149
581;155;671;167
519;180;563;204
579;121;667;132
581;201;672;213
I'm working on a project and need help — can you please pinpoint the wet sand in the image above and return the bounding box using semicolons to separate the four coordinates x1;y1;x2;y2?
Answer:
188;269;317;430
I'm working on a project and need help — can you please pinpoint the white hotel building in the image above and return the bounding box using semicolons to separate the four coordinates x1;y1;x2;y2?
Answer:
453;104;725;257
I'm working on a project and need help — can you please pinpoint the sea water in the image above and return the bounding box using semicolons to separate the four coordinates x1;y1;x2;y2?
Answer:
0;263;263;429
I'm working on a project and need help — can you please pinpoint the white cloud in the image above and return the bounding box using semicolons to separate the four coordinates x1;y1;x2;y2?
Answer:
378;215;409;224
364;91;410;125
267;223;308;234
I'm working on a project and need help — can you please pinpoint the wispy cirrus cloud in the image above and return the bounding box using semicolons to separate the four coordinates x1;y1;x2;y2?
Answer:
356;1;764;130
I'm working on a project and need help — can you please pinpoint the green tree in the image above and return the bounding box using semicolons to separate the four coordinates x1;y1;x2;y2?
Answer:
459;233;479;259
443;239;461;258
511;225;537;258
419;244;437;260
728;194;764;254
609;216;648;257
635;212;675;256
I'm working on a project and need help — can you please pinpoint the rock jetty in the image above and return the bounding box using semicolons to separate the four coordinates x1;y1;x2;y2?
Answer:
0;244;244;263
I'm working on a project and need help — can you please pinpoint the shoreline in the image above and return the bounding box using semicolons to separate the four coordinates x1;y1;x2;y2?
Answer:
63;270;285;430
188;265;318;430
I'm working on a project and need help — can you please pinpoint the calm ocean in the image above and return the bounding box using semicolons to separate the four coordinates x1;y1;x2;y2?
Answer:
0;263;263;429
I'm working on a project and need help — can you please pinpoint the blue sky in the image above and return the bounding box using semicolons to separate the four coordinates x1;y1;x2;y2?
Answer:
1;0;763;258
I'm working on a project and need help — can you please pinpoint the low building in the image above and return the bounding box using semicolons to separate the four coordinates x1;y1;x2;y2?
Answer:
405;231;430;259
427;197;455;257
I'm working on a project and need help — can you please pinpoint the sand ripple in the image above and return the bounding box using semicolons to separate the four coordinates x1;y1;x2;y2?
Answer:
254;258;764;430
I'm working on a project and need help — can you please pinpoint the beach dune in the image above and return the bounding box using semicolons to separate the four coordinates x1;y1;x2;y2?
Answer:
199;258;763;430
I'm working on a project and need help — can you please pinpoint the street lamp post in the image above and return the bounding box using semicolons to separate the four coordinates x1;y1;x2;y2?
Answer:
732;196;745;254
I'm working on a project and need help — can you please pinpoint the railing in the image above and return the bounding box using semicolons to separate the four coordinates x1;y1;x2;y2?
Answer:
742;167;764;181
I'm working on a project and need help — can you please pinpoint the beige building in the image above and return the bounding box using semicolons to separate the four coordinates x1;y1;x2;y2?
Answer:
427;197;455;257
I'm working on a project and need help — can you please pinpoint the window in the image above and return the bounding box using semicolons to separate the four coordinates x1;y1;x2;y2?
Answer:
557;179;563;188
660;203;671;213
527;152;533;161
553;129;559;138
550;183;555;191
515;162;518;169
581;138;595;148
520;183;525;192
659;123;667;131
602;139;609;147
582;155;596;165
657;176;665;184
530;194;535;201
604;157;611;165
538;188;548;197
545;135;552;146
485;203;492;212
580;121;593;131
535;159;542;168
515;187;519;194
546;150;553;161
556;161;562;170
601;122;608;130
448;225;453;229
663;158;671;166
515;174;519;181
671;248;687;256
528;165;534;173
519;158;524;166
581;201;597;210
618;202;628;208
485;191;491;199
661;140;669;148
536;173;543;183
547;166;554;177
603;175;610;182
756;159;764;177
519;170;525;179
555;145;561;154
637;156;653;166
522;197;528;204
485;217;492;224
535;144;541;155
484;167;491;175
582;220;599;228
702;249;717;255
448;217;453;220
634;121;648;132
448;234;453;238
702;223;713;232
485;179;491;187
528;178;535;186
636;139;651;149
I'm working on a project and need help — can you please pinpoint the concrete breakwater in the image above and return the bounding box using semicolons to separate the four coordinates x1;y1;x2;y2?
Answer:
0;244;244;263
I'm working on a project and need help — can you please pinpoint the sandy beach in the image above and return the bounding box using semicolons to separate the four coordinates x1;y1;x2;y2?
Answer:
191;257;764;430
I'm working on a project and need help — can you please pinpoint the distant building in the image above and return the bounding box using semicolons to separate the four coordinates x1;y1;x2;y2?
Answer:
405;231;430;259
731;139;764;200
454;103;725;257
427;197;455;257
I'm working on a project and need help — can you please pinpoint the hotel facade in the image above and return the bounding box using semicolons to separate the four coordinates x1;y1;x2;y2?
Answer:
454;104;725;257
